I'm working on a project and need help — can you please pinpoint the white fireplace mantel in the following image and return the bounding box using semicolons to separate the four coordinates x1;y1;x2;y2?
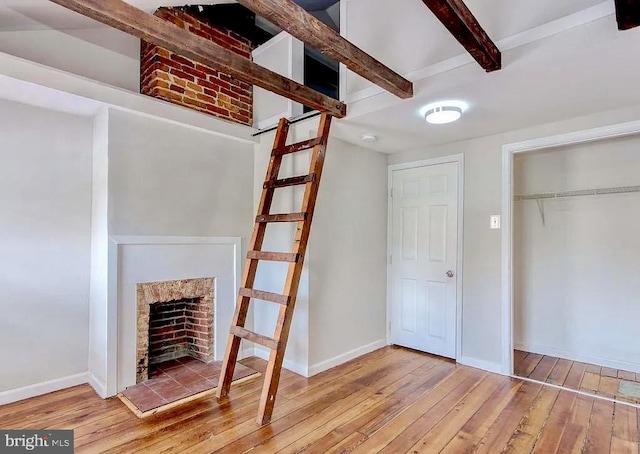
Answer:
90;235;241;397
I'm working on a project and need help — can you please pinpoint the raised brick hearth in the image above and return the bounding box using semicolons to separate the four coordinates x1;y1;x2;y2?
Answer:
141;7;253;126
136;278;214;383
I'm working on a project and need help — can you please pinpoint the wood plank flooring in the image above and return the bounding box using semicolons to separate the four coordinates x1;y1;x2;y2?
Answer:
515;350;640;406
1;346;639;453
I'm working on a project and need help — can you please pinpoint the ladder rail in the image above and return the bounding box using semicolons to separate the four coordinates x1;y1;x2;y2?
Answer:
256;113;332;425
216;117;291;398
216;112;333;426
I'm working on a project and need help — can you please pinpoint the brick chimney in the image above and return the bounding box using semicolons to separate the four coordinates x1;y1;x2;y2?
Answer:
140;7;253;126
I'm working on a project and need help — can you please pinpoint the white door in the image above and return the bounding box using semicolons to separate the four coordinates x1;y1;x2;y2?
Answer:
390;162;459;358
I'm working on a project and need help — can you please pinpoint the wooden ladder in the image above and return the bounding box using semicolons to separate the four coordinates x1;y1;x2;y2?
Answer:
216;112;332;425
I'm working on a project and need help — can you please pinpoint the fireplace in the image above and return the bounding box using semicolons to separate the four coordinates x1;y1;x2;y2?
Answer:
136;278;214;383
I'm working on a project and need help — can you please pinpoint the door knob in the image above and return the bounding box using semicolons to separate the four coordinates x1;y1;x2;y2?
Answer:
446;270;454;278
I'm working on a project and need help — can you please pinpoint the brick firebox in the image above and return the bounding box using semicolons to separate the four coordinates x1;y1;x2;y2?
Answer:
136;278;214;383
140;7;253;126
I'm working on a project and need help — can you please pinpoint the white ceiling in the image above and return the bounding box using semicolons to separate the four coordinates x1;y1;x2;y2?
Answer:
0;0;607;34
0;0;234;31
0;0;638;156
332;3;640;153
466;0;605;41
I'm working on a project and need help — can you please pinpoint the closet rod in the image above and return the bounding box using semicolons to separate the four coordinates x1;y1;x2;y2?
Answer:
514;185;640;202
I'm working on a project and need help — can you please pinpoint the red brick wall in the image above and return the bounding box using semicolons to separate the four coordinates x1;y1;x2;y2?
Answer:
140;7;253;126
148;297;213;367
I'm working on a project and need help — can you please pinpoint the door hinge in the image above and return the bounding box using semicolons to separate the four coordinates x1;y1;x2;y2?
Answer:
390;187;393;198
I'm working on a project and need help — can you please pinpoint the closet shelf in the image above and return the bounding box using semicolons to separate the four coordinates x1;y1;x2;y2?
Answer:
514;185;640;227
514;185;640;202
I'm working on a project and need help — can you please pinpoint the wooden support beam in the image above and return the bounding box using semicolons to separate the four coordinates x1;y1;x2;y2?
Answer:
235;0;413;99
49;0;346;117
420;0;501;72
614;0;640;30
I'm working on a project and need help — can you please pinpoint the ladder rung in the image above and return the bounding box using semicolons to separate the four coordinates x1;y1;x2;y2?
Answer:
264;174;316;189
256;212;307;223
230;326;280;350
272;137;324;156
247;251;300;262
239;287;290;305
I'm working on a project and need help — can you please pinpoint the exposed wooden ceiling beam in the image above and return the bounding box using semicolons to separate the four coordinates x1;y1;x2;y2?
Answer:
614;0;640;30
420;0;501;72
235;0;413;99
49;0;346;118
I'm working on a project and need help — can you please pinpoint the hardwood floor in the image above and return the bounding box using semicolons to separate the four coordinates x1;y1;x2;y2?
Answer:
1;346;639;453
514;350;640;406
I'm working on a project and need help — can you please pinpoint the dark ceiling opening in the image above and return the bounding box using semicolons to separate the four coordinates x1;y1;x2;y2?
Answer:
186;1;340;105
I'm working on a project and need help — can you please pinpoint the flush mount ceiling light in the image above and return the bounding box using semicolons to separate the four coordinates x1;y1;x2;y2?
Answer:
425;105;462;124
361;133;377;143
420;101;468;125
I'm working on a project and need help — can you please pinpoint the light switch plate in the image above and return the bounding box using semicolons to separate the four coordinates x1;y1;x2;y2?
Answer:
490;215;501;229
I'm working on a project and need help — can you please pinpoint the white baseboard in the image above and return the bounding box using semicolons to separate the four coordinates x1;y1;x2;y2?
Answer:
458;356;504;375
308;339;388;377
88;373;108;398
515;342;640;374
253;347;309;377
0;372;89;406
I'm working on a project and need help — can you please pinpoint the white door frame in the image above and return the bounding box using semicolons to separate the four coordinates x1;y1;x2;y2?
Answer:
387;154;465;361
501;119;640;375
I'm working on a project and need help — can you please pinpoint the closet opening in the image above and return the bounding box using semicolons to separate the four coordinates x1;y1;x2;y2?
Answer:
511;134;640;405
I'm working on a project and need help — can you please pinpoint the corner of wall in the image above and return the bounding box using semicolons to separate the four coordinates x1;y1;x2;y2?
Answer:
88;107;111;393
458;356;505;376
307;339;388;377
253;347;310;378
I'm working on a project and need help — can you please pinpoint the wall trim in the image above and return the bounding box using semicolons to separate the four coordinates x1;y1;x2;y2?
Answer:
0;373;89;406
501;119;640;375
88;373;107;399
308;339;388;377
107;235;242;396
515;343;640;375
458;357;503;375
387;154;464;362
344;1;613;104
516;375;640;409
503;119;640;154
253;347;309;377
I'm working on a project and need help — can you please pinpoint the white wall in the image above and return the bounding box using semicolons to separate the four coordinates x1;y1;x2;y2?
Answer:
309;137;388;371
389;102;640;369
252;119;388;375
95;109;255;394
107;109;254;237
513;137;640;371
252;32;304;128
0;28;140;92
0;99;93;393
